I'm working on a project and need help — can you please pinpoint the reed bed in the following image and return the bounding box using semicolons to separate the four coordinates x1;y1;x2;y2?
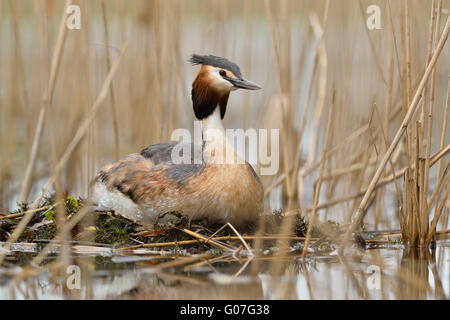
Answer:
0;0;449;299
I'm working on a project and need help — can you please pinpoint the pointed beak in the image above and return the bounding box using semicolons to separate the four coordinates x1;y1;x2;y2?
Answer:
229;77;262;90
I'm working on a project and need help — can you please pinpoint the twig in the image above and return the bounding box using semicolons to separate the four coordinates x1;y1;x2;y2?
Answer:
0;205;54;220
180;228;233;251
118;235;317;251
225;223;253;257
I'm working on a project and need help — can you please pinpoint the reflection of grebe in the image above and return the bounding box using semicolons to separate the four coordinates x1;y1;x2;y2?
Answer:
91;55;263;225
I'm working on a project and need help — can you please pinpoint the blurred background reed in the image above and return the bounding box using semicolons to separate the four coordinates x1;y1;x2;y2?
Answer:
0;0;449;300
0;0;449;243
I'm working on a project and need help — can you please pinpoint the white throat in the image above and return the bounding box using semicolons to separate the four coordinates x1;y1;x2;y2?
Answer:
201;107;240;164
201;107;225;141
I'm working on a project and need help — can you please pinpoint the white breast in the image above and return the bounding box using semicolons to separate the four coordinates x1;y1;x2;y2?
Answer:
91;182;143;221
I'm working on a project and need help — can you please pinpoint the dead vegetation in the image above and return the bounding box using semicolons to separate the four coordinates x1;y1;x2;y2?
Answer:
0;0;449;299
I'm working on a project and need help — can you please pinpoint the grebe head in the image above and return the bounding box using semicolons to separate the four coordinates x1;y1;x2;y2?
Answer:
189;54;261;120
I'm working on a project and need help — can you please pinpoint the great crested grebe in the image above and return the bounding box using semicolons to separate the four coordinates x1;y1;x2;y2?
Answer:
91;54;263;226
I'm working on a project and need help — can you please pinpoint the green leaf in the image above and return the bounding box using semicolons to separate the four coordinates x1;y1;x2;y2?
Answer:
45;210;55;221
66;196;79;210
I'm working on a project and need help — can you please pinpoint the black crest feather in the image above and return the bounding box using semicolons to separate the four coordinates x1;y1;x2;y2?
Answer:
190;54;242;78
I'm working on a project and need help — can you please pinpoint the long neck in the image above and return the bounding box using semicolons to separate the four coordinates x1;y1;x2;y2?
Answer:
201;107;225;142
201;107;239;164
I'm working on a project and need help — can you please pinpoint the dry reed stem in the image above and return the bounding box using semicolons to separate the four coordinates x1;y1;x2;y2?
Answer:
18;0;72;204
118;235;316;251
420;0;436;135
435;76;450;231
403;1;414;192
0;204;58;220
302;87;335;259
306;12;328;168
431;144;450;163
321;158;377;181
427;164;449;213
152;0;164;142
54;189;70;273
385;18;394;137
341;15;450;251
0;44;127;266
378;1;396;228
305;144;448;213
387;1;405;117
0;0;71;263
404;0;412;105
225;223;253;257
291;55;317;193
241;0;253;129
436;75;450;175
291;0;330;195
101;0;120;160
205;222;229;240
9;0;30;134
359;0;387;85
348;129;375;225
28;204;97;267
427;187;450;244
373;105;403;207
180;228;234;251
265;103;403;198
0;242;111;255
250;212;266;277
29;43;127;210
422;0;443;238
372;228;450;238
264;0;293;198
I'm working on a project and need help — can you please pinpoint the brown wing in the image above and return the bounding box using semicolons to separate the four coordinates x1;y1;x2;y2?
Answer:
93;143;204;206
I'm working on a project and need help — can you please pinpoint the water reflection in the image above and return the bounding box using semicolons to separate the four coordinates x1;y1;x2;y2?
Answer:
395;248;446;299
0;245;448;300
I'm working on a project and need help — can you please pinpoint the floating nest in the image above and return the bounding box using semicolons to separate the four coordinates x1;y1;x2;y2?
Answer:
0;195;344;267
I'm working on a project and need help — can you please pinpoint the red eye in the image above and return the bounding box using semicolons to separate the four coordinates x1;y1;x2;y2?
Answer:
219;70;226;77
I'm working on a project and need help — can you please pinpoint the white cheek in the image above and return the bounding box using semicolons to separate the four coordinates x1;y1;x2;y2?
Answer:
210;72;233;92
